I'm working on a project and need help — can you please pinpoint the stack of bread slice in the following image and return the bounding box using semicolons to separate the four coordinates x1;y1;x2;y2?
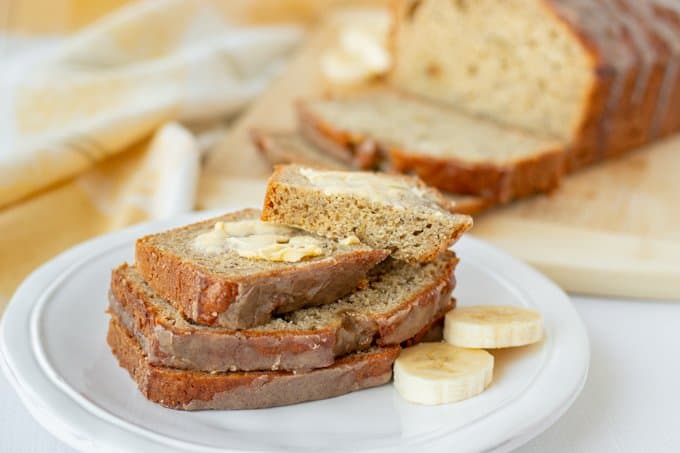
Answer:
107;165;473;410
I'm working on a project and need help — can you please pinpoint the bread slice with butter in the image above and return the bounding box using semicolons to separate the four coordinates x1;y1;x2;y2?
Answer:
251;129;491;215
135;209;389;329
110;251;456;372
297;90;565;202
262;164;473;263
107;316;401;410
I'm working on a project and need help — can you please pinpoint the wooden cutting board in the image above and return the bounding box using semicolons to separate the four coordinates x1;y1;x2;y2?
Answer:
201;9;680;300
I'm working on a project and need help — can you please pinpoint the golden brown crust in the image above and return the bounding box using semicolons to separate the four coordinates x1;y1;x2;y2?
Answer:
586;1;660;160
538;0;680;169
606;1;669;156
643;2;680;139
561;0;636;166
388;145;565;203
135;237;235;325
107;317;399;410
110;253;456;372
135;211;390;329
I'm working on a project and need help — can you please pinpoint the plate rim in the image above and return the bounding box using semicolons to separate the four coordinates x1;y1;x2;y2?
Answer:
1;209;590;453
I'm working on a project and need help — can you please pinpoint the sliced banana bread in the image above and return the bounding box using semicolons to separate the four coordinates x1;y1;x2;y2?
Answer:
298;91;565;202
262;164;473;263
135;209;389;328
251;129;491;215
107;316;400;410
110;251;456;372
251;129;350;171
390;0;680;169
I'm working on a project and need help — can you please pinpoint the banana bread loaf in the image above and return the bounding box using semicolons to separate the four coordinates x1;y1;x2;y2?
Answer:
390;0;680;170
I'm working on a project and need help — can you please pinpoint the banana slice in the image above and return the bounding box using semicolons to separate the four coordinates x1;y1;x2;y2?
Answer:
444;305;544;349
393;343;494;405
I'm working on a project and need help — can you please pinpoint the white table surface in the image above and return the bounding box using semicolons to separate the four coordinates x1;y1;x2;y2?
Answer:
2;294;679;453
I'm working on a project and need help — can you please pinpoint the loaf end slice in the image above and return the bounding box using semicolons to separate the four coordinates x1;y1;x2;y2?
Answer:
251;129;350;171
110;251;456;372
262;165;472;263
135;209;389;328
107;316;399;410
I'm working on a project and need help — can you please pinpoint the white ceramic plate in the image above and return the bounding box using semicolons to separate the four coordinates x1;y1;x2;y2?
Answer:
1;209;589;453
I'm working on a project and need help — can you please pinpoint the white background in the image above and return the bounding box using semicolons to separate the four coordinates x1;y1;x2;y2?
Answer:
1;295;679;452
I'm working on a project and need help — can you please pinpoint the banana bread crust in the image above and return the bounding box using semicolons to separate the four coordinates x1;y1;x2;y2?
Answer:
109;255;456;372
135;210;390;328
544;0;646;169
548;0;680;167
107;317;400;410
387;145;564;203
654;4;680;137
